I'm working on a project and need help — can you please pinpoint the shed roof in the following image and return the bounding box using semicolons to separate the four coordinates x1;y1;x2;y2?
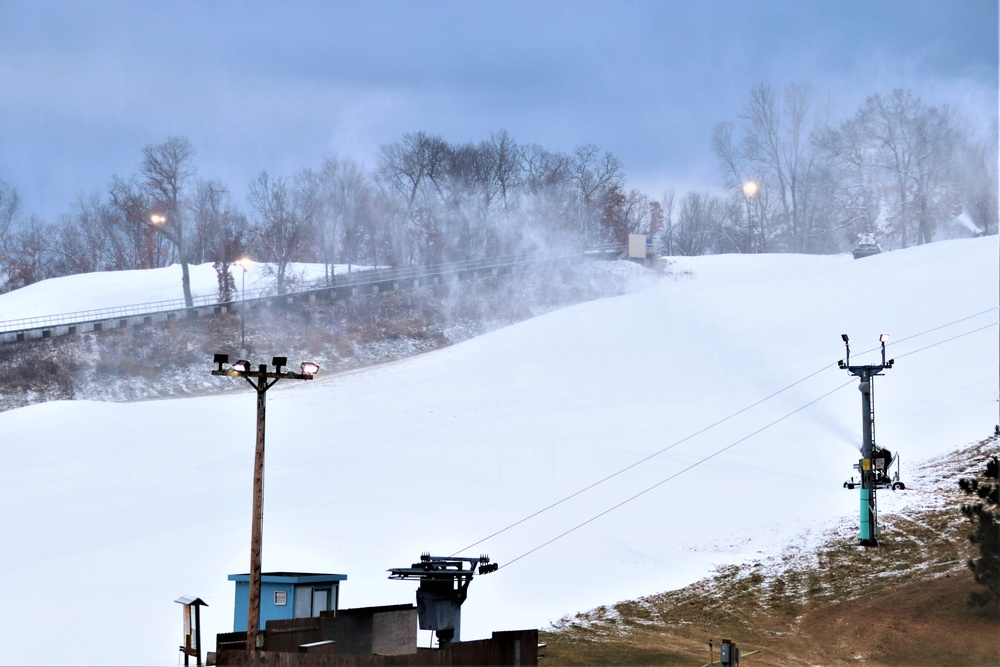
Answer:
228;572;347;584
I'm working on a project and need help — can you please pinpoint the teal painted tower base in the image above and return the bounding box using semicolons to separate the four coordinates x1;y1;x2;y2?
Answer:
859;488;870;541
859;488;878;547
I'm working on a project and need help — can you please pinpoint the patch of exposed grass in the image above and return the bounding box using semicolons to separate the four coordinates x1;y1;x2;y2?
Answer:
542;437;1000;666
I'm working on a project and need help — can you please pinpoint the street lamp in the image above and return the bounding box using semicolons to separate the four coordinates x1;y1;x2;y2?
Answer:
235;258;253;352
211;353;320;651
742;180;758;252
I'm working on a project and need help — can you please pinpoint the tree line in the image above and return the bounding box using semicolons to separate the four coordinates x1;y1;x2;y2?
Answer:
0;83;994;299
709;84;996;254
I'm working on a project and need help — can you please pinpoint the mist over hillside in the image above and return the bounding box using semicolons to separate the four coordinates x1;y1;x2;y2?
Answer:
0;259;658;411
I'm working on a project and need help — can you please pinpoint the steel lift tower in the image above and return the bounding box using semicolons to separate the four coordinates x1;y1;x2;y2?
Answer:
839;334;894;546
389;553;498;647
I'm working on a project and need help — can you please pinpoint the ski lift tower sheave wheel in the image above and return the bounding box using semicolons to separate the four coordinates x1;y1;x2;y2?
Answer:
388;553;498;648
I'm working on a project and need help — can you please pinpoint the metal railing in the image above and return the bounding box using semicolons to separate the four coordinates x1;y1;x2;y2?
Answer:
0;245;624;337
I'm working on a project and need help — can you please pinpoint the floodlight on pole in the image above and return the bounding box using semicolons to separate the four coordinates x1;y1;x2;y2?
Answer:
211;354;320;651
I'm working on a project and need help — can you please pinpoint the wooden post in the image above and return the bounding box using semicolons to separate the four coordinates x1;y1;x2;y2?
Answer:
247;370;268;651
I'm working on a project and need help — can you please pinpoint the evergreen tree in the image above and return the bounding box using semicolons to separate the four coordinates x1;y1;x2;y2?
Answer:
959;449;1000;610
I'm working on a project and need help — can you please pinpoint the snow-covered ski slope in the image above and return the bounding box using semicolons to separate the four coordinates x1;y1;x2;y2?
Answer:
0;237;996;665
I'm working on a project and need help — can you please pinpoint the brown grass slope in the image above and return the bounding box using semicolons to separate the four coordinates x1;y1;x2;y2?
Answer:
541;435;1000;666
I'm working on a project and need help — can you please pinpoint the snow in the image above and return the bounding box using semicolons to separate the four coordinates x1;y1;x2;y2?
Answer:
0;262;350;320
0;237;997;665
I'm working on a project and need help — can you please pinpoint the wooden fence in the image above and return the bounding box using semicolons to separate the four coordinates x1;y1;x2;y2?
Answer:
215;629;539;667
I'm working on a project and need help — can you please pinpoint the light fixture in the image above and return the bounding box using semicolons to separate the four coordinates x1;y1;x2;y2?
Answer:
879;334;889;343
150;214;166;225
841;334;849;342
300;361;320;375
214;353;229;371
232;359;250;372
271;357;287;372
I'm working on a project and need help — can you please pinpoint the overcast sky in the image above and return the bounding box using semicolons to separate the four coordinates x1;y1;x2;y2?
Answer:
1;0;996;221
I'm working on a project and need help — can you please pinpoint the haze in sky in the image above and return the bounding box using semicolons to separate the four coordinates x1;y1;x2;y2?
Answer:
0;0;996;220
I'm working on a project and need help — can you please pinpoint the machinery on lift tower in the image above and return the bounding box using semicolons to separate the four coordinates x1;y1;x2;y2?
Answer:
388;553;498;647
844;445;906;491
838;333;903;546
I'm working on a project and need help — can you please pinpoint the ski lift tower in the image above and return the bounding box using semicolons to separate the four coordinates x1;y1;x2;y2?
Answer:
388;553;498;647
838;334;894;547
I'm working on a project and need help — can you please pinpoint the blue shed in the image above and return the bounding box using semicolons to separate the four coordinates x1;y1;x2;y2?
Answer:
229;571;348;631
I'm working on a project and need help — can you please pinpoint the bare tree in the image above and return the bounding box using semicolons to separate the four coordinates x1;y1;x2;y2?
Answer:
648;199;665;247
518;144;576;251
814;116;884;247
51;194;119;275
866;90;959;246
377;132;451;264
599;184;629;244
192;180;247;302
108;177;168;269
714;83;826;252
674;191;725;256
140;136;197;305
821;89;962;248
247;171;316;294
712;121;765;252
6;216;54;289
572;144;623;243
0;179;21;289
659;189;675;255
322;158;372;275
491;129;521;215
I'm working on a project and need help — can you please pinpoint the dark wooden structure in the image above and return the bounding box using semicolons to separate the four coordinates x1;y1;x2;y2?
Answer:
215;628;539;666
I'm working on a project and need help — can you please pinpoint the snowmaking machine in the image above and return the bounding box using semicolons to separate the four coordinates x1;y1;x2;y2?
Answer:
843;445;906;491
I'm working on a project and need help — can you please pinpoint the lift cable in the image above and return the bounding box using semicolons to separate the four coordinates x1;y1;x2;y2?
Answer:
886;307;997;349
891;321;998;360
450;362;835;556
494;318;997;571
452;309;999;558
497;378;856;570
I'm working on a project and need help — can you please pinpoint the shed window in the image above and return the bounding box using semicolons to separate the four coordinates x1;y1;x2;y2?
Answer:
294;585;333;617
313;588;329;614
294;586;312;618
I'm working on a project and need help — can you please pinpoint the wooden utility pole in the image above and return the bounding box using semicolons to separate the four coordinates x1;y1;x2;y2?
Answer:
247;372;267;649
211;355;319;652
